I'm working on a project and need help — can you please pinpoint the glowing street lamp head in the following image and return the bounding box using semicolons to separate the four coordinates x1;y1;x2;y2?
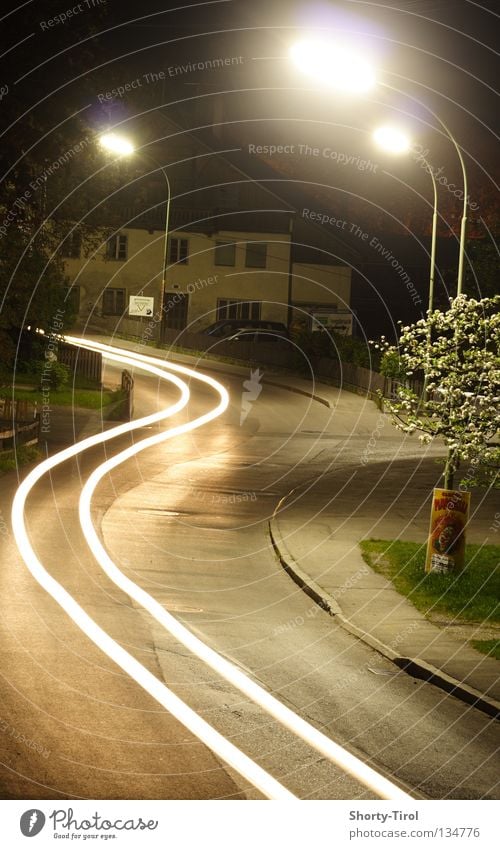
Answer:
99;133;135;156
373;125;411;155
290;38;376;94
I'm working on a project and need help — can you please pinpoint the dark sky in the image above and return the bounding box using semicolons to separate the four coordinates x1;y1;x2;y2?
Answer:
1;0;497;337
3;0;497;158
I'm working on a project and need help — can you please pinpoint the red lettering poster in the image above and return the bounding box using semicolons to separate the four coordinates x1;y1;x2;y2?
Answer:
425;488;471;573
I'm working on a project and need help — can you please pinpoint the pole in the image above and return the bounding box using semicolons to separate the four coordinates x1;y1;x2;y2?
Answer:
135;150;172;344
427;163;438;314
286;214;295;330
429;112;468;296
412;154;437;403
382;82;468;298
158;165;172;344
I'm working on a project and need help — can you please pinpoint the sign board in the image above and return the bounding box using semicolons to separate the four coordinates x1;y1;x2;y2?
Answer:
425;488;470;573
310;310;353;335
128;296;154;317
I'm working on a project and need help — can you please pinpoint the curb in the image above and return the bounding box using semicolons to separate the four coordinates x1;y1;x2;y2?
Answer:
263;380;331;408
269;516;500;722
101;336;334;410
167;358;334;409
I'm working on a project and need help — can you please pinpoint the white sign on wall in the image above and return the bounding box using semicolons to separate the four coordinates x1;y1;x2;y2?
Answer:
311;310;353;335
128;296;154;317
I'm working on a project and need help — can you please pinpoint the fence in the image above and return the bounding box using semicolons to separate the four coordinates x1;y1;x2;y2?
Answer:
0;399;40;452
107;326;424;403
58;341;102;384
158;329;391;400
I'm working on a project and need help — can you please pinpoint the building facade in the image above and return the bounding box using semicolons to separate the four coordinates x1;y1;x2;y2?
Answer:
65;223;352;338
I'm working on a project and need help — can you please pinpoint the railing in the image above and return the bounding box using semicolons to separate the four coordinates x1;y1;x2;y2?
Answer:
0;399;40;452
117;327;424;403
58;341;102;384
158;328;390;400
0;398;33;420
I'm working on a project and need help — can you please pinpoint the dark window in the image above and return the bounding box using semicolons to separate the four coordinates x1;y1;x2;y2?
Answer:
163;292;189;330
64;285;80;314
102;288;126;316
245;242;267;268
214;241;236;266
169;238;189;264
217;299;261;321
106;234;128;261
61;231;82;259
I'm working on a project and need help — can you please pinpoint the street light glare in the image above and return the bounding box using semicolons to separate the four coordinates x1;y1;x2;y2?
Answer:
290;39;376;93
373;125;411;154
99;132;135;156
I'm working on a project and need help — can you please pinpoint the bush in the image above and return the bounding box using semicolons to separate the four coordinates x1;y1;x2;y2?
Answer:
34;359;70;390
379;349;403;378
291;329;373;368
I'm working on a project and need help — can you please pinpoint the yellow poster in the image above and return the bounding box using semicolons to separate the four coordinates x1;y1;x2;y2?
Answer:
425;488;471;573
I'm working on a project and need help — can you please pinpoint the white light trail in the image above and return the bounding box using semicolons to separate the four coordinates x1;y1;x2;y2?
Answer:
71;337;411;801
11;341;294;801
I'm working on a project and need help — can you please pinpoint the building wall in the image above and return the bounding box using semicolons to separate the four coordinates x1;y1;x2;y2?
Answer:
162;230;292;328
291;263;351;310
65;228;351;336
64;228;164;330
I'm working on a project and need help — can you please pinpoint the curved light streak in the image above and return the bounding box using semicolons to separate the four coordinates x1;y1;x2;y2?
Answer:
11;341;294;801
72;337;411;801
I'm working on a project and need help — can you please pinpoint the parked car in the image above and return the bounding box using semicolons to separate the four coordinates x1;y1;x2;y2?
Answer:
202;318;289;338
224;328;289;346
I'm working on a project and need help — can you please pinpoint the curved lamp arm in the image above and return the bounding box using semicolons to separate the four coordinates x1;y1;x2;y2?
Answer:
382;82;468;296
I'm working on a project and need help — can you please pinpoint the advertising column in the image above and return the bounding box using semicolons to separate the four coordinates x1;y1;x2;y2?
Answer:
425;488;471;573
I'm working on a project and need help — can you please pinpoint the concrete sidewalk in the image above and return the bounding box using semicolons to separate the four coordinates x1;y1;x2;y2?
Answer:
269;457;500;718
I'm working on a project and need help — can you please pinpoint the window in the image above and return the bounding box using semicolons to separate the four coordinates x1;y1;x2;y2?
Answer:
106;234;128;261
214;241;236;266
217;299;261;321
102;288;126;316
61;231;82;259
169;238;189;264
245;242;267;268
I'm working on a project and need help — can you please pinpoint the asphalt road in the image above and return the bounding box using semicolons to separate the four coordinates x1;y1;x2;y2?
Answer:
1;356;498;800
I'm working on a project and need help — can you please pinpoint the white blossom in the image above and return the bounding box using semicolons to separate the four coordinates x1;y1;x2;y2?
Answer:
374;294;500;488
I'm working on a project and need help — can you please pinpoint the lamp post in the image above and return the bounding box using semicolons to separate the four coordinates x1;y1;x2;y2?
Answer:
289;38;469;297
372;125;438;402
372;125;438;317
99;133;172;342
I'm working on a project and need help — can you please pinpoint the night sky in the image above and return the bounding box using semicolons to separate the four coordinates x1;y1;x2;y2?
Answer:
1;0;498;338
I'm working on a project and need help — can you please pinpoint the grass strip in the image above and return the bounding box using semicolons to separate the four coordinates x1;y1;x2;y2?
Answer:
0;386;125;409
360;539;499;625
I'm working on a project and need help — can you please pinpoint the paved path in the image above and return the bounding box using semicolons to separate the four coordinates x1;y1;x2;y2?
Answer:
269;456;500;715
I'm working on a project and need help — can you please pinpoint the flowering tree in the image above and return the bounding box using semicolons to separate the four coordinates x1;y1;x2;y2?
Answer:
377;295;500;489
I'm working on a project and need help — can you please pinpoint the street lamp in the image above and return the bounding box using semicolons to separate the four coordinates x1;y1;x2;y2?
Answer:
99;132;172;341
373;125;439;403
99;133;134;157
373;125;438;317
289;38;375;93
289;38;469;296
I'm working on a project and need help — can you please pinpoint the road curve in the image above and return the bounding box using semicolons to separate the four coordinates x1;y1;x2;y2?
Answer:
11;337;410;800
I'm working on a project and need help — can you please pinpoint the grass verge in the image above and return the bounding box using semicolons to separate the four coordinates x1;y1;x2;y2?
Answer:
359;539;499;627
0;445;42;474
0;385;125;409
470;640;500;660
